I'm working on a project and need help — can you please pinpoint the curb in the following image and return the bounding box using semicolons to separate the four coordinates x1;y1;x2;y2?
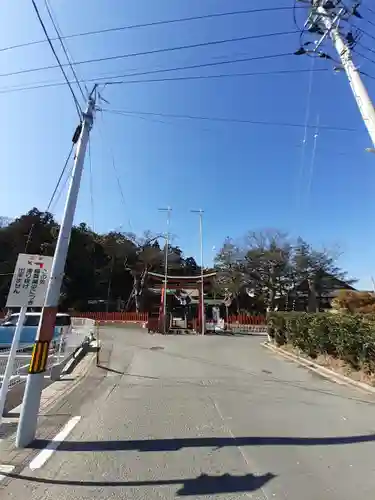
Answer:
262;342;375;395
6;351;96;420
41;351;96;414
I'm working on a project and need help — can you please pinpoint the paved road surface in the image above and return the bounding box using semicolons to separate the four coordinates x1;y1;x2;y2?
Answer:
3;327;375;499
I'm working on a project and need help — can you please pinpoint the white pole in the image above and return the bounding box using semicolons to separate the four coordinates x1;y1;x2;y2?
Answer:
16;93;95;448
199;211;205;335
159;207;171;333
317;5;375;147
191;209;205;335
0;306;27;422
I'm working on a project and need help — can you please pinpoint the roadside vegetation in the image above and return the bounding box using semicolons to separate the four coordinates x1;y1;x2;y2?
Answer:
268;292;375;384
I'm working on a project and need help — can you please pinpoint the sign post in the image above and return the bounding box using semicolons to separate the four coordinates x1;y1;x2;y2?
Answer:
0;254;52;422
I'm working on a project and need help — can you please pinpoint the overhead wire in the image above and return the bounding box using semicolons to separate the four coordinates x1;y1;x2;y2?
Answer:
305;115;320;207
296;56;315;212
104;110;359;156
0;31;299;79
98;112;133;233
363;4;375;16
43;0;87;100
24;141;75;253
103;52;299;84
101;108;357;132
353;47;375;66
0;5;309;55
30;0;82;118
46;143;75;212
49;162;75;214
0;66;333;96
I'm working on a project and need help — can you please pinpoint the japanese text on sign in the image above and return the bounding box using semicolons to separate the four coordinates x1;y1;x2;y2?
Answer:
6;254;53;308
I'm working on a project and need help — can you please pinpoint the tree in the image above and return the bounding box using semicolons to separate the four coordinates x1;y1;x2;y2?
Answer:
214;238;247;313
243;230;294;312
124;233;164;312
292;238;355;312
0;207;356;315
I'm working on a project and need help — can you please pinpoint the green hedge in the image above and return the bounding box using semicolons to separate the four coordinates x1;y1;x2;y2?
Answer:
267;312;375;373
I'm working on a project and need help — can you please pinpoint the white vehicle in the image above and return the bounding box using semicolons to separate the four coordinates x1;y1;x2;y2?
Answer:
1;312;72;347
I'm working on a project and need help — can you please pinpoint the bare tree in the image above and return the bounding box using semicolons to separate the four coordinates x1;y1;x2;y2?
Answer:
243;230;294;312
214;238;248;314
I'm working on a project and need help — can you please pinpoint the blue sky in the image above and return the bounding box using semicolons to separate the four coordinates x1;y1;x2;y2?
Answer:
1;0;375;288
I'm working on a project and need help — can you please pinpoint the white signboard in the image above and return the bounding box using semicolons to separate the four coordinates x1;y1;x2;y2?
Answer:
6;254;53;308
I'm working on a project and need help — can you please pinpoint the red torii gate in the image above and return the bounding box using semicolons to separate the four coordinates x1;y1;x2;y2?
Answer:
147;271;217;333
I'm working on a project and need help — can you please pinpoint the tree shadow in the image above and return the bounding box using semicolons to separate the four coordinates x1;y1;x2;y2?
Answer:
3;471;275;495
31;433;375;452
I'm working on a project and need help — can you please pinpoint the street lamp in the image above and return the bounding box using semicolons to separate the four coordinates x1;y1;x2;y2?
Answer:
191;209;205;335
158;207;172;333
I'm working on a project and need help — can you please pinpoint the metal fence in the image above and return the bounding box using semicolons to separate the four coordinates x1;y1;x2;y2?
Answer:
0;318;95;394
49;318;96;370
0;343;34;390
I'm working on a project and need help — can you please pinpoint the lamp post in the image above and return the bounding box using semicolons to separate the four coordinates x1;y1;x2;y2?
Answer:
158;207;171;333
191;209;205;335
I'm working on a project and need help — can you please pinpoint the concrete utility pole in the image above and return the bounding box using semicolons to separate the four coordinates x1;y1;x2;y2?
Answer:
302;0;375;148
16;92;96;448
191;209;205;335
158;207;171;333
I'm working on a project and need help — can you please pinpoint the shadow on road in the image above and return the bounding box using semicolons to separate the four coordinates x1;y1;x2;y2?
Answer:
3;471;275;495
31;432;375;452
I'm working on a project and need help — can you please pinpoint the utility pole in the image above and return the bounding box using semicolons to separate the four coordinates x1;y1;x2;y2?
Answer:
301;1;375;148
16;91;96;448
158;207;171;333
191;209;205;335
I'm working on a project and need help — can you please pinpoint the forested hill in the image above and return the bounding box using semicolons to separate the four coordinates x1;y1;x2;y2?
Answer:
0;208;355;314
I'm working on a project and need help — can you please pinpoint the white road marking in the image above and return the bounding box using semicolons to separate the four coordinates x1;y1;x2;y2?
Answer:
29;416;81;471
0;465;14;481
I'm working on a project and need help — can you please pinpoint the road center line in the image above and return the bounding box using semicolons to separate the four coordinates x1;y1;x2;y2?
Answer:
29;416;81;471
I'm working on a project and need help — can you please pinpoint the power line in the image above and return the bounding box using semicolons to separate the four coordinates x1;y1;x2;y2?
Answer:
0;5;308;54
98;113;133;233
353;23;375;43
104;52;298;84
353;47;375;67
364;4;375;16
46;143;74;212
0;31;299;79
0;66;332;96
43;0;87;101
31;0;82;118
356;40;375;57
102;108;357;132
49;162;74;214
305;115;320;207
296;56;315;212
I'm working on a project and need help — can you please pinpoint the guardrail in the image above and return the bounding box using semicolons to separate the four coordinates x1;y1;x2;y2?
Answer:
74;312;148;322
0;317;96;417
228;315;266;325
0;343;34;389
49;318;95;378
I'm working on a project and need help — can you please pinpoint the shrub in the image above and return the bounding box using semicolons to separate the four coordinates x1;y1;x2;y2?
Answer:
267;312;375;372
332;290;375;314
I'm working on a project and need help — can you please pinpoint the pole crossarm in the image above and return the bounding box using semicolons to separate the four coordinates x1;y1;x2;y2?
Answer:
299;1;375;149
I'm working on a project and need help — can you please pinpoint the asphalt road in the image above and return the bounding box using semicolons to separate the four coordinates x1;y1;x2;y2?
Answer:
3;326;375;499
